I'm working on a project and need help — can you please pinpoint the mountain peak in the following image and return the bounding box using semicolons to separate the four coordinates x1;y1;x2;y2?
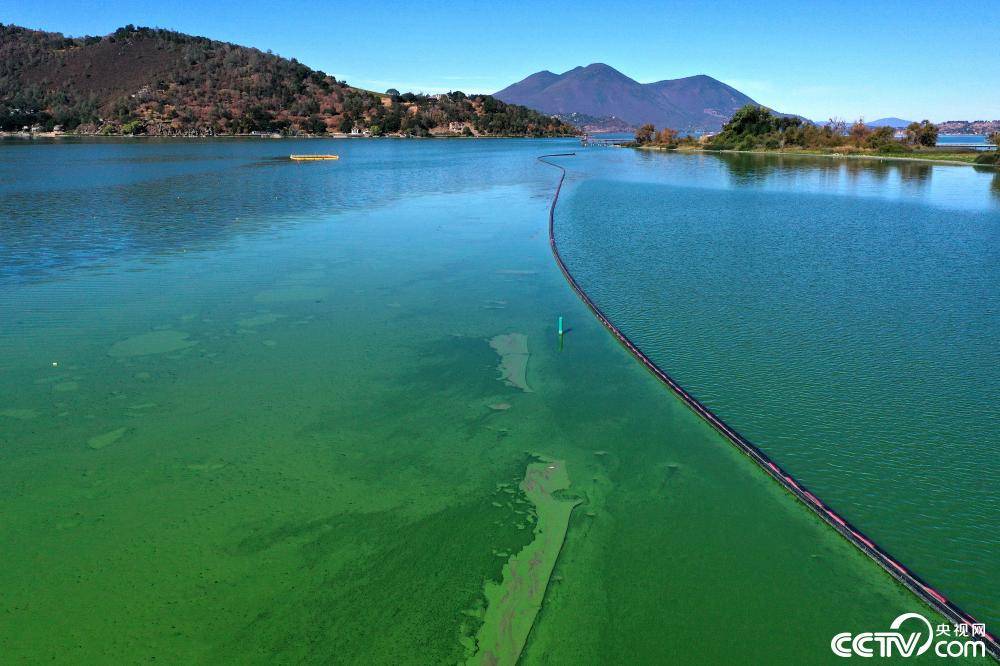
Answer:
573;63;632;79
683;74;717;82
866;117;914;128
495;64;769;131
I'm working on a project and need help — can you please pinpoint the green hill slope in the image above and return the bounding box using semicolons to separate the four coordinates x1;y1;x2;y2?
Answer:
0;24;574;137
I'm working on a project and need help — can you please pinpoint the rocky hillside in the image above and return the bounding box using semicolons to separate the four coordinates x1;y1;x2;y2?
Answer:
0;24;575;137
553;112;635;133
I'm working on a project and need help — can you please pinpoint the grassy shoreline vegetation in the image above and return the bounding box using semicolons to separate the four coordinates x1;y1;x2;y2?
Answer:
0;24;577;138
632;105;1000;167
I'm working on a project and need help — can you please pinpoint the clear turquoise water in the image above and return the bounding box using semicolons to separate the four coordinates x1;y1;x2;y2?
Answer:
937;135;990;146
0;138;986;662
555;148;1000;629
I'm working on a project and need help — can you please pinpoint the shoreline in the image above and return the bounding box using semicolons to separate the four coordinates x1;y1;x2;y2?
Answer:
635;144;998;168
1;131;578;141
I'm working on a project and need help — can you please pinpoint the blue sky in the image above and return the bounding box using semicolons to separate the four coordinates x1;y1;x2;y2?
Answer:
4;0;998;122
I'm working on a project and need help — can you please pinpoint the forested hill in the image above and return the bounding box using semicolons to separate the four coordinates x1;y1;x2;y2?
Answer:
0;24;575;137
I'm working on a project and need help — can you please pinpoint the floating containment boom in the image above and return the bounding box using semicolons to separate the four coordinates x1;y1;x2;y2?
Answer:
289;154;339;161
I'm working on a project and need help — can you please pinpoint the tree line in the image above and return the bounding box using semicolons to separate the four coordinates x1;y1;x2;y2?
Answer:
632;105;952;154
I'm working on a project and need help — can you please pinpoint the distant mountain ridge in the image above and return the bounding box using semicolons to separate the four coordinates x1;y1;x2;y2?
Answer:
865;117;914;128
495;63;780;132
861;118;999;134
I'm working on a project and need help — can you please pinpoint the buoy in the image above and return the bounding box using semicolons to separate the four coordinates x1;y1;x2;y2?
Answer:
558;316;564;336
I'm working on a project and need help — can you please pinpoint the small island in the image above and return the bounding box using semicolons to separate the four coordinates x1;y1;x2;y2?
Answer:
632;105;1000;167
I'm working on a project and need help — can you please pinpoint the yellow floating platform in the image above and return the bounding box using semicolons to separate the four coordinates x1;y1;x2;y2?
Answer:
289;154;339;161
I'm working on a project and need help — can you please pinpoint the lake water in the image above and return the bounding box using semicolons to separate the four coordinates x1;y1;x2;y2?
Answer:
554;148;999;631
938;134;992;147
0;138;990;663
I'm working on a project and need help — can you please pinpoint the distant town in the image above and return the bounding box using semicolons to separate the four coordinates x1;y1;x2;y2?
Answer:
937;120;1000;135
